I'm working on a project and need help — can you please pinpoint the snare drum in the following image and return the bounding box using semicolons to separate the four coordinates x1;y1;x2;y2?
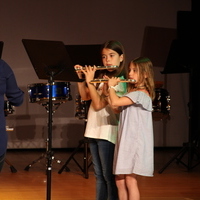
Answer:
153;88;170;120
27;82;71;103
4;100;14;116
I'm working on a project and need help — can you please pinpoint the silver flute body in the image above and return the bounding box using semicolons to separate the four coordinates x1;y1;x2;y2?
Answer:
90;79;136;83
75;65;119;71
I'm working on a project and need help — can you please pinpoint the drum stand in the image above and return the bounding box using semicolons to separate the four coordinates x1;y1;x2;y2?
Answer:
5;158;17;173
24;132;61;171
6;124;17;173
58;99;92;179
159;71;200;173
158;107;200;173
24;103;63;171
58;134;92;179
25;75;62;200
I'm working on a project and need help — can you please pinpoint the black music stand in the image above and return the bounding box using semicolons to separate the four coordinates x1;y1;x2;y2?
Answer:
58;44;101;178
66;44;102;66
0;41;17;173
22;39;81;200
158;39;200;173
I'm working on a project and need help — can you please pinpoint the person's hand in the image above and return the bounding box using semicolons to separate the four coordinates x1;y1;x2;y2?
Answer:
81;65;96;84
102;82;109;97
104;75;120;87
74;64;83;79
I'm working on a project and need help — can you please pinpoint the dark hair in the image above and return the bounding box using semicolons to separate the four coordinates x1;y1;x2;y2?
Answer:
96;40;126;79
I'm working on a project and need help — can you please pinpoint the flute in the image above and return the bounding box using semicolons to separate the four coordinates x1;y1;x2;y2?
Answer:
75;65;119;71
90;79;136;83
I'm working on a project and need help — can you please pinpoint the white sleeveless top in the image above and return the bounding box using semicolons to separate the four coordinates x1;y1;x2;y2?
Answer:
84;79;126;144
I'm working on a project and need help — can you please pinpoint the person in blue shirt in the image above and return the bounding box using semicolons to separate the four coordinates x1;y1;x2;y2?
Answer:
0;59;24;171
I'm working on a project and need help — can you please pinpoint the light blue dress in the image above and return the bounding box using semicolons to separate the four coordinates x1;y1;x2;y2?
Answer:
113;91;154;177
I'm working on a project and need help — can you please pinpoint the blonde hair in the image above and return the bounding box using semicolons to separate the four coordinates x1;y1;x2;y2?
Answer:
127;57;155;100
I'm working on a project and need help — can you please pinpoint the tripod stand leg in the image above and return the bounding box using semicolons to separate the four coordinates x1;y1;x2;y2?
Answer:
158;146;187;174
184;143;200;170
24;154;45;171
58;138;92;178
5;158;17;173
58;141;83;174
83;139;89;179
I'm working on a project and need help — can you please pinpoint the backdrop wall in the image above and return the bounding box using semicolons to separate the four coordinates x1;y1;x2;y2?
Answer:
0;0;191;148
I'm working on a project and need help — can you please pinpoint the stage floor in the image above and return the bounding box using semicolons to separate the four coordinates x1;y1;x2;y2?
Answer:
0;147;200;200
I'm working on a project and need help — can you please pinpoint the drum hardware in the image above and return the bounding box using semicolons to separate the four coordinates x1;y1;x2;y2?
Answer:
75;94;91;120
25;83;64;200
152;88;171;121
27;81;72;112
158;75;200;173
4;100;15;116
41;102;65;113
27;82;72;110
90;78;136;84
24;82;72;172
5;115;17;173
75;65;119;71
58;137;92;179
24;138;62;172
5;158;17;173
58;94;92;179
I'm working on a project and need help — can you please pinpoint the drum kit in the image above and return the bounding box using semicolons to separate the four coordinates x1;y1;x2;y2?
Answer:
23;81;72;172
75;94;91;120
152;87;170;121
75;82;171;121
153;81;171;120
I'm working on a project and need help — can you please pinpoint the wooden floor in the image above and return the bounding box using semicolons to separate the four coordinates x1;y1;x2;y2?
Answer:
0;147;200;200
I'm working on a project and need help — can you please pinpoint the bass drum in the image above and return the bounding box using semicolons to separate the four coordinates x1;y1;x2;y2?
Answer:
27;82;72;104
152;88;170;121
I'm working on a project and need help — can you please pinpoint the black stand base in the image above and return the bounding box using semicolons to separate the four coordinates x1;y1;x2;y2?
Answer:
5;158;17;173
24;150;61;171
58;137;92;179
159;141;200;173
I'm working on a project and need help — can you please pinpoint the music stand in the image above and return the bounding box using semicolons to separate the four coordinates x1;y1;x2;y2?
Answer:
22;39;81;200
58;44;101;178
66;44;102;80
159;39;200;173
66;44;102;66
